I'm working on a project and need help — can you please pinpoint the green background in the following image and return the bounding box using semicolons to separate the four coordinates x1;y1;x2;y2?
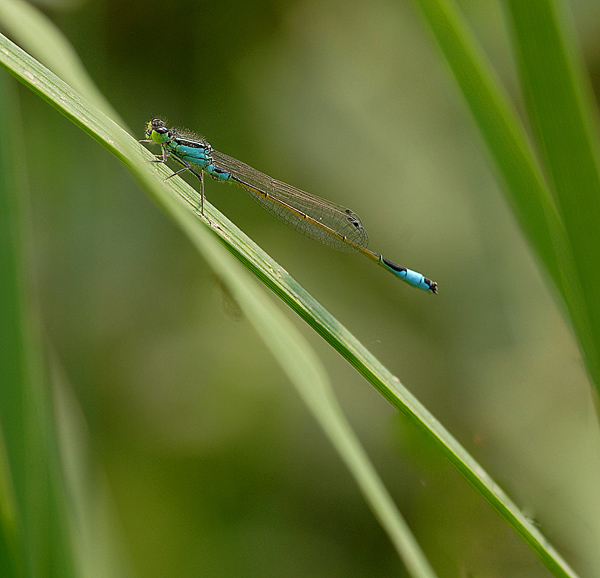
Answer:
3;0;600;576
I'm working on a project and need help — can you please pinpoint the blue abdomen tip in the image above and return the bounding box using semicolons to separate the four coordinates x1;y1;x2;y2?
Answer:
382;257;437;293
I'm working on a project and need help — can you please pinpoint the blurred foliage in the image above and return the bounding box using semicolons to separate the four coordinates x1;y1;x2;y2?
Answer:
1;0;600;577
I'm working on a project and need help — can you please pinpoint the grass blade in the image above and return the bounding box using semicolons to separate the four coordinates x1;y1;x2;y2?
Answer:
412;0;600;392
505;0;600;387
0;75;77;578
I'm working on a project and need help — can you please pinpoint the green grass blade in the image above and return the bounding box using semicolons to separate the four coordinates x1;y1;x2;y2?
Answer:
413;0;568;291
0;73;24;578
411;0;600;391
505;0;600;388
0;75;77;578
0;28;582;578
411;0;590;357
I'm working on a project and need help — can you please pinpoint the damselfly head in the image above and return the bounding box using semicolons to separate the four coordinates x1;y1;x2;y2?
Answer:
145;118;170;143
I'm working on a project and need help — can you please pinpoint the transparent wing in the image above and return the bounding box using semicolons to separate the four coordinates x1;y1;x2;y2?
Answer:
211;150;369;252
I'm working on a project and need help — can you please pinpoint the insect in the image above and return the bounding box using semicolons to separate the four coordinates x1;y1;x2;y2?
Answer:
142;118;437;293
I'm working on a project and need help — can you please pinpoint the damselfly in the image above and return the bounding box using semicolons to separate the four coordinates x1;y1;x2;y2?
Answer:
142;118;437;294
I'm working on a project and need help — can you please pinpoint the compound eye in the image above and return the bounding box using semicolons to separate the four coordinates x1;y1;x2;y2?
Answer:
151;119;168;135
